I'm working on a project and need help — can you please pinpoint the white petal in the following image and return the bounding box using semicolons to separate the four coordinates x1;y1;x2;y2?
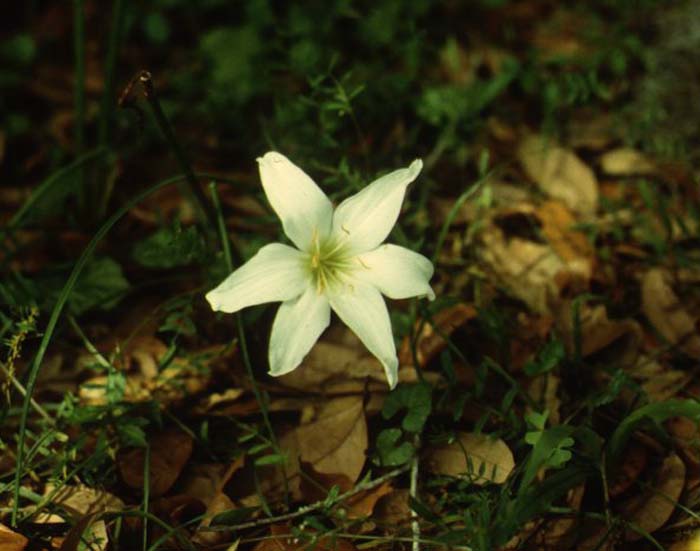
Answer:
258;152;333;252
206;243;307;313
331;159;423;254
355;244;435;300
268;286;331;376
329;282;399;388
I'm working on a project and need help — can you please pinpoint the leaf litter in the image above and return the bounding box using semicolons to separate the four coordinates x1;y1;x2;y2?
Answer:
3;2;700;550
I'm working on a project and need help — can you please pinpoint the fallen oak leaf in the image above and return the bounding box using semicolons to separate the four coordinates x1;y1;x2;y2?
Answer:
0;524;28;551
599;147;656;176
398;303;477;368
642;268;700;358
618;453;685;541
118;428;193;496
426;431;515;485
517;134;598;216
294;396;367;485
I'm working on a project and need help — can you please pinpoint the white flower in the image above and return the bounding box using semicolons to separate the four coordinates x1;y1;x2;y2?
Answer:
206;152;435;388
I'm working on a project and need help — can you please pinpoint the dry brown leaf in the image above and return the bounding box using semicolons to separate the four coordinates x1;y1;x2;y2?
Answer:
37;484;124;522
426;432;514;485
517;134;598;216
556;302;642;366
608;443;649;498
299;461;354;503
118;428;193;496
344;481;394;519
80;342;232;406
537;200;594;263
278;326;426;393
642;269;700;358
626;354;691;403
479;223;585;314
294;396;367;484
398;303;477;368
374;489;412;527
618;453;686;540
252;525;358;551
668;530;700;551
599;147;656;176
0;524;28;551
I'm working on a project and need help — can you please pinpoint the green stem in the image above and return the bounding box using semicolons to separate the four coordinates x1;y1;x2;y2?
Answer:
209;181;285;499
139;71;219;236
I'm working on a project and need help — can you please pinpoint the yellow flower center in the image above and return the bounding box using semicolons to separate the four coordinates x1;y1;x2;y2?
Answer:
307;229;353;294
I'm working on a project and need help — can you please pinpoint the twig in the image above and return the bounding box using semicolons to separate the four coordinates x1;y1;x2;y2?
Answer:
203;465;411;533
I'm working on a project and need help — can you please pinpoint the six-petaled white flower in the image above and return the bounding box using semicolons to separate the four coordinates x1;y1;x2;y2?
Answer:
206;152;435;388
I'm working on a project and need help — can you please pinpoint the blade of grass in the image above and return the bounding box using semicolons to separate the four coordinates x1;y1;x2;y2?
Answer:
11;172;190;525
6;148;108;232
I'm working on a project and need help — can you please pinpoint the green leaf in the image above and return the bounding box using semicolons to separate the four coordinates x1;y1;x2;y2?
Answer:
524;338;565;376
210;506;258;526
607;399;700;473
143;13;170;45
254;453;288;467
132;225;206;269
375;428;414;467
67;257;130;315
382;382;432;433
521;421;575;490
116;422;148;448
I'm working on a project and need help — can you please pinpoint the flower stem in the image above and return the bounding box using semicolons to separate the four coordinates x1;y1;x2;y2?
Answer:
137;71;219;235
209;182;284;496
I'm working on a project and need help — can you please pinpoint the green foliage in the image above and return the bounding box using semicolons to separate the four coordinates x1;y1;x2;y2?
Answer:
521;411;575;490
200;26;264;107
417;57;519;126
607;399;700;473
132;224;207;269
382;382;432;432
524;337;565;377
64;257;130;315
375;428;415;467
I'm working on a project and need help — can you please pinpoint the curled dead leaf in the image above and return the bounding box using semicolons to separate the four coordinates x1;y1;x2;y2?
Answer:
642;269;700;358
294;396;367;484
398;303;477;368
618;453;685;541
279;327;427;393
599;148;656;176
426;432;514;485
118;428;193;496
556;302;641;366
479;220;589;315
517;134;598;216
0;524;28;551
